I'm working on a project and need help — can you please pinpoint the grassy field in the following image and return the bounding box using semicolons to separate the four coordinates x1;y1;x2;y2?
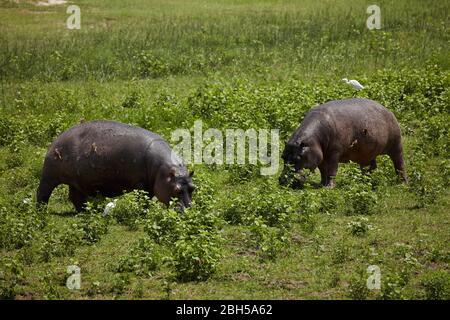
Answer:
0;0;449;300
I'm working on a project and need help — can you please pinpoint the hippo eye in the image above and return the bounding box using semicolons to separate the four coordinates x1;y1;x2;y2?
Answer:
174;184;182;193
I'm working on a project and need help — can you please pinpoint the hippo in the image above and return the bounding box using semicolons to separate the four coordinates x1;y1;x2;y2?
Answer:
279;98;407;187
37;120;195;211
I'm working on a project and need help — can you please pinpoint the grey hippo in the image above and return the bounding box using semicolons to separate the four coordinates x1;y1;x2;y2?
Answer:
280;98;407;187
37;120;194;211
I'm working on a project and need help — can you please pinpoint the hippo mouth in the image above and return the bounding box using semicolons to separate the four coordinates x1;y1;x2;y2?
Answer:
179;201;192;210
294;162;303;173
279;164;307;188
177;192;192;211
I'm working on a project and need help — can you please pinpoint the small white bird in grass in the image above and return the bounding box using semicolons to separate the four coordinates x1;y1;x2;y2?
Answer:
342;78;364;91
103;200;117;216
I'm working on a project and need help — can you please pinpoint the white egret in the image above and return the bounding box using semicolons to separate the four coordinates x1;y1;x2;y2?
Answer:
103;200;117;216
342;78;364;91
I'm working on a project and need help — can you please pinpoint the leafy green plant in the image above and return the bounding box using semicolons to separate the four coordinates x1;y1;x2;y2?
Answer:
417;114;449;158
40;270;63;300
250;216;289;261
172;229;222;282
109;273;131;296
143;195;223;282
116;237;162;277
420;271;450;300
170;206;224;281
121;90;144;109
77;211;109;244
0;203;47;250
144;203;182;245
380;273;407;300
227;164;262;184
39;222;84;262
223;181;297;227
368;156;398;188
134;51;169;78
409;166;442;208
297;211;316;234
342;186;378;216
347;217;374;237
0;257;24;299
113;190;150;230
331;242;350;264
347;271;369;300
438;159;450;187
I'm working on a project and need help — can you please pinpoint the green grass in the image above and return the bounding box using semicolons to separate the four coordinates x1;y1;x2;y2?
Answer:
0;0;449;300
1;0;449;82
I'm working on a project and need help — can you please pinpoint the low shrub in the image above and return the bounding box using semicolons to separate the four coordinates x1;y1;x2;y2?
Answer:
249;216;290;261
144;195;224;282
134;51;169;78
172;229;223;282
380;273;407;300
144;203;183;245
420;270;450;300
0;257;24;299
347;271;370;300
77;211;109;244
408;166;443;208
0;203;47;250
116;237;162;277
39;222;84;262
222;181;297;227
347;217;374;237
113;190;150;230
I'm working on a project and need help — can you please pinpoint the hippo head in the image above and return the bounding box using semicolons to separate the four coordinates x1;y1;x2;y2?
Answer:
154;166;195;210
279;141;322;187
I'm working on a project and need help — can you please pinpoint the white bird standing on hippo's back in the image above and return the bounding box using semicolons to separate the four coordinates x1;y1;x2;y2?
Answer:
342;78;364;91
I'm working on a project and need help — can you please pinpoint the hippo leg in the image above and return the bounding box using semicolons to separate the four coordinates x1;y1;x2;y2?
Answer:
369;159;377;171
360;159;377;174
37;179;59;206
319;156;339;187
389;147;408;183
319;168;328;186
69;186;88;212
